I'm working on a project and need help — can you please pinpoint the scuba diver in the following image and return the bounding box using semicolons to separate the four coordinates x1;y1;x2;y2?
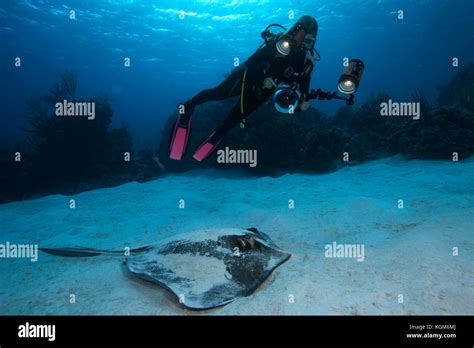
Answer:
169;15;364;162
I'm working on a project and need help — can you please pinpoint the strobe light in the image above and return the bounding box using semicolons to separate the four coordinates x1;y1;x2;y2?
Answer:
337;59;365;95
276;39;291;56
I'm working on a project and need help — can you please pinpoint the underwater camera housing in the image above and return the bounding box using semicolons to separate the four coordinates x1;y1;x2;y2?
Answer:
272;83;301;114
272;58;365;113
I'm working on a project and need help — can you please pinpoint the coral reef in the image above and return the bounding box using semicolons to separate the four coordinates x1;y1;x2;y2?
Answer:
398;106;474;159
1;72;162;204
455;84;474;111
438;62;474;110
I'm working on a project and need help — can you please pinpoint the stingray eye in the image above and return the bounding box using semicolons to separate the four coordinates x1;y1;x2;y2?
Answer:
237;238;247;248
236;237;255;252
247;238;256;249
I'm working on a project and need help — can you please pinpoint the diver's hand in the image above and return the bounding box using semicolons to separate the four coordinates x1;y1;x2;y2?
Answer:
299;100;310;111
262;77;277;89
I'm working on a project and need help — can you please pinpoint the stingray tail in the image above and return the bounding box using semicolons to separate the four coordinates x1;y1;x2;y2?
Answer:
39;246;150;258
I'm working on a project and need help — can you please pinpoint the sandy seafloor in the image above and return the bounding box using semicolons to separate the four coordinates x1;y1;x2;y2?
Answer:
1;157;473;315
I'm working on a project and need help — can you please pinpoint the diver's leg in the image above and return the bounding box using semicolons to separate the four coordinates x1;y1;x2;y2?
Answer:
192;106;241;162
185;67;244;108
169;68;244;160
192;97;261;162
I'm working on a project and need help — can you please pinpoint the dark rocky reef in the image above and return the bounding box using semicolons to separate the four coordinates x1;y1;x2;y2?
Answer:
333;93;474;161
438;62;474;111
1;71;162;204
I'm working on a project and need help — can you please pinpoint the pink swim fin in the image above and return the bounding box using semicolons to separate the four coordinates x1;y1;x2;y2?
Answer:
193;132;221;162
169;114;192;160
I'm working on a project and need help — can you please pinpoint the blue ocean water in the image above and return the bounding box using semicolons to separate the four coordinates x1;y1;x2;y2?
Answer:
1;0;473;148
1;1;474;320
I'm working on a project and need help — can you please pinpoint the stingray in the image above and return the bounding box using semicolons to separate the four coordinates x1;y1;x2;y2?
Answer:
40;227;291;310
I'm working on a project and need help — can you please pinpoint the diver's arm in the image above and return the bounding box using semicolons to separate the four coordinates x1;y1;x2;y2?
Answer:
299;57;314;94
297;73;312;111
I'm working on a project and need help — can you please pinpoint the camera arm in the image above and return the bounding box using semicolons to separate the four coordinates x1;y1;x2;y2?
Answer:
307;88;354;106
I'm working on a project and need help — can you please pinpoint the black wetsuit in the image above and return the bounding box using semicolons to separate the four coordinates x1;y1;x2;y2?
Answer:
186;37;315;142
